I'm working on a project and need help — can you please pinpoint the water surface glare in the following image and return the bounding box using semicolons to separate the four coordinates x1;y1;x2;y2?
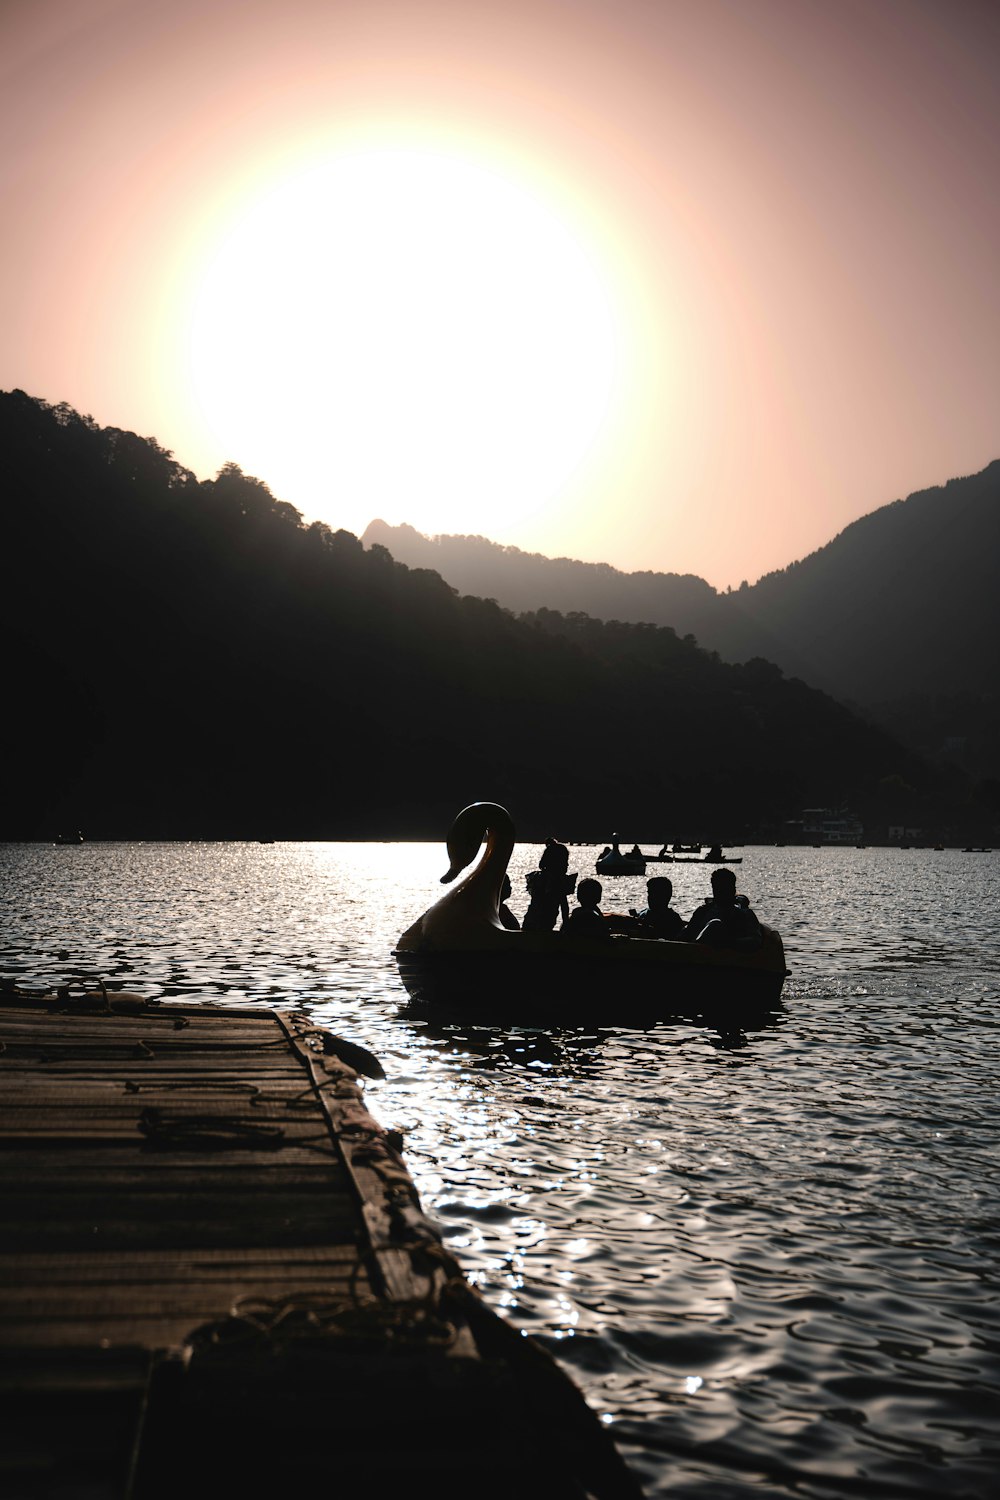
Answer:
2;841;999;1497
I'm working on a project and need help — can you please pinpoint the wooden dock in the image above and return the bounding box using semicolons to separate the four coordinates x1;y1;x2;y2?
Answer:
0;992;642;1499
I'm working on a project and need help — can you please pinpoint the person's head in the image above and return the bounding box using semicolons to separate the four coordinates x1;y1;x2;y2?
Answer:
539;839;569;874
710;868;737;903
576;878;602;911
646;876;673;909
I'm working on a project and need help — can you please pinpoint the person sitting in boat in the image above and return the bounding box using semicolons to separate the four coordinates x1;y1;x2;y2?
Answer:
685;868;762;949
563;878;612;941
498;874;520;930
523;839;575;931
633;877;684;939
627;843;643;858
704;844;723;862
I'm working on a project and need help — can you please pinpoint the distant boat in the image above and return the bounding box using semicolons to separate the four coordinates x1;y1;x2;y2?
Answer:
596;851;646;876
53;832;83;845
642;846;742;865
595;837;646;876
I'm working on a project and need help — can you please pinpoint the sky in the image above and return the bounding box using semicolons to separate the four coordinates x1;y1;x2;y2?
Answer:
2;0;997;589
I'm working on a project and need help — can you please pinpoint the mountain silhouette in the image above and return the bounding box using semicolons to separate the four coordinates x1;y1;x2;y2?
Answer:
3;389;991;840
364;462;1000;782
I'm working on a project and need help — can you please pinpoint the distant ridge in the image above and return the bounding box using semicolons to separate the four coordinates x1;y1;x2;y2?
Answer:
364;462;1000;780
362;520;815;677
362;520;756;651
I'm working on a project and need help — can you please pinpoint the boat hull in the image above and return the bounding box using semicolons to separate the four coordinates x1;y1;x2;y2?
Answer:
395;927;787;1021
596;857;646;876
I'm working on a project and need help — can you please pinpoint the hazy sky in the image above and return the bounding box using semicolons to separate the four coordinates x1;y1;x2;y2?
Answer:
2;0;997;587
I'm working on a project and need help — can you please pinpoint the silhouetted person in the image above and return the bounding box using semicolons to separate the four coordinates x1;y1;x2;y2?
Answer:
685;868;762;950
523;839;575;931
563;878;612;941
704;844;723;862
498;874;520;930
633;876;684;939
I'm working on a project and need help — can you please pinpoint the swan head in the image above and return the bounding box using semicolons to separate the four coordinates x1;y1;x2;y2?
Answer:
440;802;513;884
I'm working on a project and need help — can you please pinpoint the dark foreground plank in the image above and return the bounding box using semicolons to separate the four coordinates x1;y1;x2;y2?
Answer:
0;995;642;1500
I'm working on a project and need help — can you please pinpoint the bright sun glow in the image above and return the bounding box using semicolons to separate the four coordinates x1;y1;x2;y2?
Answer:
181;142;624;535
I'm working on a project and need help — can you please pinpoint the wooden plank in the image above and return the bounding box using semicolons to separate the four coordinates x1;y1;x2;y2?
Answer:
0;1159;347;1186
0;1215;362;1252
0;1242;368;1273
0;1031;291;1051
0;1084;303;1099
0;1280;369;1322
0;1057;308;1074
0;1097;323;1121
0;1020;294;1051
0;1125;333;1150
0;1016;286;1039
0;1001;278;1022
0;1195;360;1230
0;1102;328;1127
0;1245;365;1282
0;1080;305;1092
0;1272;374;1319
0;1087;305;1104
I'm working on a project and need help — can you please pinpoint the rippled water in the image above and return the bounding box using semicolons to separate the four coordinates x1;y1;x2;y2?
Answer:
2;840;999;1498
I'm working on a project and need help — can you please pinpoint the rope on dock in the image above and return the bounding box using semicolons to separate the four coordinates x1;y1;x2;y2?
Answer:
137;1106;286;1152
181;1289;462;1369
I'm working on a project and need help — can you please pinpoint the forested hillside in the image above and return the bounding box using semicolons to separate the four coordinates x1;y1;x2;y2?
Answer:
730;466;1000;782
365;462;1000;783
361;520;743;646
2;390;984;841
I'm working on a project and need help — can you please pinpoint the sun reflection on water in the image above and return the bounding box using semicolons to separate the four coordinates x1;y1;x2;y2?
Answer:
2;840;999;1498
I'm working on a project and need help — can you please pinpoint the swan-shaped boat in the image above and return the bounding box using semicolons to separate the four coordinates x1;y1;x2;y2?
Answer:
395;803;788;1019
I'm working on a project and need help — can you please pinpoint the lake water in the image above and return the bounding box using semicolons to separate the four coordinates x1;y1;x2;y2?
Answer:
2;839;999;1498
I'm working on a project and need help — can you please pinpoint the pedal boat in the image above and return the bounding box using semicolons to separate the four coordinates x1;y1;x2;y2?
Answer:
394;804;788;1020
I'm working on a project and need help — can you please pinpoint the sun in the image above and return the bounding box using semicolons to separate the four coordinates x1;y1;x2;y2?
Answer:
178;140;624;538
